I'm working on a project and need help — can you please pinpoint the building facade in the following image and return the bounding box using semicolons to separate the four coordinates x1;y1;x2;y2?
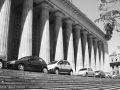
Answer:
0;0;110;72
110;52;120;74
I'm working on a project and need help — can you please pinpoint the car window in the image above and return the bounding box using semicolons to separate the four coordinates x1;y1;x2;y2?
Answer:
79;68;87;71
95;71;100;73
28;58;33;61
58;61;63;65
38;58;43;62
64;61;70;65
88;68;93;71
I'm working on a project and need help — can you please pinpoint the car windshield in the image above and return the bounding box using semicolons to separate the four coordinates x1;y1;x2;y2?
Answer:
79;68;87;71
95;71;100;73
48;61;57;65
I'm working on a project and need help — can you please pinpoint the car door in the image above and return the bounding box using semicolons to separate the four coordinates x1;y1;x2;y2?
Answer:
87;68;91;76
27;58;39;71
64;61;71;73
89;68;94;76
30;58;43;71
57;61;64;72
26;58;36;70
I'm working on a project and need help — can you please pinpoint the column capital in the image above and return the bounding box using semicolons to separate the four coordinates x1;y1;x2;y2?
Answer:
98;41;103;45
93;37;98;42
88;34;93;39
63;17;73;25
39;1;52;10
73;24;82;30
53;10;64;18
81;29;88;35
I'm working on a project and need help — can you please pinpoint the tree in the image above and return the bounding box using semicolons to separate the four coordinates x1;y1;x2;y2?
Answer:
95;0;120;40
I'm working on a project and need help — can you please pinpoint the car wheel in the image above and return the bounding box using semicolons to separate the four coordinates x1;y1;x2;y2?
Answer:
18;64;24;71
43;68;48;73
85;73;88;77
55;69;59;75
0;61;3;69
69;71;73;75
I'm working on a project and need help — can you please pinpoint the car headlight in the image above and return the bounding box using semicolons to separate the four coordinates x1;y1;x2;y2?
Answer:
9;61;16;64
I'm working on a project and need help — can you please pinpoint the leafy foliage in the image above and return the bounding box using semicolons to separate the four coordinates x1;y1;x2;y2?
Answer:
95;0;120;40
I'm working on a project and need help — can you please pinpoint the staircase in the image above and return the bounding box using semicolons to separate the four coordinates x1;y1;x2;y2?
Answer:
0;69;120;89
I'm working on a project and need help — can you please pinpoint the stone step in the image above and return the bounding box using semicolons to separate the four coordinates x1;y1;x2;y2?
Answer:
0;69;120;89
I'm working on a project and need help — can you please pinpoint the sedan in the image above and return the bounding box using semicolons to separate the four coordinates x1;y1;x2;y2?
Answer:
77;68;95;77
7;56;48;73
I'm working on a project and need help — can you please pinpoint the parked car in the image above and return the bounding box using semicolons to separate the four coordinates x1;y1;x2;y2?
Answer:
112;74;120;79
105;72;112;78
95;70;106;78
77;68;95;77
47;60;73;75
7;56;48;73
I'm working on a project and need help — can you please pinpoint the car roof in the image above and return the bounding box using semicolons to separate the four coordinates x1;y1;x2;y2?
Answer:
19;56;43;60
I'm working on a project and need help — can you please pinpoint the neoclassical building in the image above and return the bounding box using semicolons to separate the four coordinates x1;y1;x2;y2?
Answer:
0;0;110;72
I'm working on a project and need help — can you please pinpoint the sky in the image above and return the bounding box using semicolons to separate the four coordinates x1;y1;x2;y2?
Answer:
72;0;120;55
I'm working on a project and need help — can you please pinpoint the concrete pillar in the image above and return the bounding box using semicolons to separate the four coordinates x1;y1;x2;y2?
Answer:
93;38;98;70
18;0;33;59
63;18;75;72
102;42;105;69
96;45;99;70
81;30;88;68
91;44;96;71
87;34;93;68
52;10;64;61
0;0;11;59
101;48;104;70
73;24;82;71
98;41;102;70
84;40;89;68
102;43;110;72
37;2;51;64
104;51;110;72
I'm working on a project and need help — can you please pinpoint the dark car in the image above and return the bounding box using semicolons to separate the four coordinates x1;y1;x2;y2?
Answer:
95;70;106;78
7;56;48;73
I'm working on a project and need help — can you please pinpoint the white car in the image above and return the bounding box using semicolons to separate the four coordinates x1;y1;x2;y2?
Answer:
47;60;73;75
77;68;95;77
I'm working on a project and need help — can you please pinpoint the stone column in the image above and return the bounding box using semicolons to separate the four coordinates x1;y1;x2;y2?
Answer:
102;42;110;72
87;34;93;67
93;38;98;70
0;0;11;59
102;42;105;69
91;43;95;70
101;44;104;70
63;18;75;72
52;10;64;61
18;0;33;59
38;2;51;64
81;30;88;68
73;24;82;71
98;41;102;70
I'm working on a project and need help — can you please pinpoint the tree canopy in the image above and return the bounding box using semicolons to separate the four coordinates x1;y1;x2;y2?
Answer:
95;0;120;40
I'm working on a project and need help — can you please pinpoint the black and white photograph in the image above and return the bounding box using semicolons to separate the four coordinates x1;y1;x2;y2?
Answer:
0;0;120;89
